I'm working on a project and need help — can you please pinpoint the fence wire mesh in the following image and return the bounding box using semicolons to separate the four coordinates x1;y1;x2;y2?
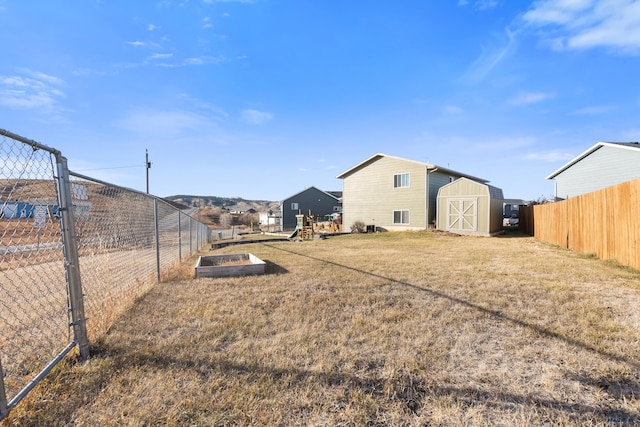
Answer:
1;130;212;419
1;132;70;409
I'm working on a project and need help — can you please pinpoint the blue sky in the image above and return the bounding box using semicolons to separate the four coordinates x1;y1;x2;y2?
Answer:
1;0;639;201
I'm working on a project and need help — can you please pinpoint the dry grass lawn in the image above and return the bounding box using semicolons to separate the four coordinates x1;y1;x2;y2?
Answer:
5;230;640;426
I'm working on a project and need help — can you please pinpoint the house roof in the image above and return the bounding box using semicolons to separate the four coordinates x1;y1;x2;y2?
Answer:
281;186;341;203
503;198;530;206
335;153;489;183
546;142;640;180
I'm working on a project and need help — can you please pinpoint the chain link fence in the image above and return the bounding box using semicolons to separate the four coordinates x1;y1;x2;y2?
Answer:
0;129;212;420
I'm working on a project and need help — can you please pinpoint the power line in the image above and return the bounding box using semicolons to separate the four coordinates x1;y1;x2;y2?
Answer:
74;164;145;172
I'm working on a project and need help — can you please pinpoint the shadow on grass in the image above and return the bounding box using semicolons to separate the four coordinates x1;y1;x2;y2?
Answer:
259;242;640;371
494;228;532;238
264;260;289;275
88;338;638;424
253;241;640;421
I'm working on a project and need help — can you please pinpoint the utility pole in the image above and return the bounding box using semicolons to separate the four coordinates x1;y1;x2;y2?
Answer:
146;149;151;194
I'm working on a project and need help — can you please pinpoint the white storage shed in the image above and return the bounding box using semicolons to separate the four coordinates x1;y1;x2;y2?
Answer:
436;178;504;236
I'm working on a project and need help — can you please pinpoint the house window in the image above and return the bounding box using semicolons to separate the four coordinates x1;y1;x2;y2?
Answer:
393;210;410;224
394;173;410;188
291;202;298;211
449;176;455;183
332;206;341;212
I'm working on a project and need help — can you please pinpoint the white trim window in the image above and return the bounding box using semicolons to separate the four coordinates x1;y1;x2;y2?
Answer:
291;202;299;210
393;210;410;224
394;172;410;188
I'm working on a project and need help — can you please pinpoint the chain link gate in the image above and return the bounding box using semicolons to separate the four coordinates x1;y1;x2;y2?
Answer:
0;129;212;420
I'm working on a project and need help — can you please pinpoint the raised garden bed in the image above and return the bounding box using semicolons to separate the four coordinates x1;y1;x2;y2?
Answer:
195;253;266;278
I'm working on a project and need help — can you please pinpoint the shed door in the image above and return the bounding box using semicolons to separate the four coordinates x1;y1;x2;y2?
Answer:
446;198;478;232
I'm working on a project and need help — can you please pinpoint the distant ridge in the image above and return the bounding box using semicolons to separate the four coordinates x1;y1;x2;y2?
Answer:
165;195;279;212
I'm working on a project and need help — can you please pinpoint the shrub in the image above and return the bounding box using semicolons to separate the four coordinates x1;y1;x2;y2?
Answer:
351;220;366;233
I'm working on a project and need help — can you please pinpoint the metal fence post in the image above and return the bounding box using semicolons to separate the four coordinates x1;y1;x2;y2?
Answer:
0;357;7;419
154;198;160;282
178;211;182;261
189;217;193;254
56;156;90;360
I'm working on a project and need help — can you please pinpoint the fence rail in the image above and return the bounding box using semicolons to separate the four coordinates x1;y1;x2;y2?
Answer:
528;178;640;271
0;129;212;420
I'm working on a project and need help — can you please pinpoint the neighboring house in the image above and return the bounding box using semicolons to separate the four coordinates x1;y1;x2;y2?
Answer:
547;142;640;199
280;186;342;230
259;211;281;231
436;177;504;236
336;153;489;232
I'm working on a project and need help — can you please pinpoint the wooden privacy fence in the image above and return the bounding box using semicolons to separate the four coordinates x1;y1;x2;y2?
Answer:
527;178;640;271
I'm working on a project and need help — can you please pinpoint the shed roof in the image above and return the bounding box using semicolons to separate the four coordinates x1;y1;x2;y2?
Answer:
336;153;489;183
438;177;504;199
546;142;640;180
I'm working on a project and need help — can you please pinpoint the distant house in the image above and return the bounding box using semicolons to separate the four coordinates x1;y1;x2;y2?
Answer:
547;142;640;199
259;210;281;231
503;199;529;217
280;187;342;230
336;153;489;231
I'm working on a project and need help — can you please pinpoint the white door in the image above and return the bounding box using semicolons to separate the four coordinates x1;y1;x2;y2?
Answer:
446;198;478;232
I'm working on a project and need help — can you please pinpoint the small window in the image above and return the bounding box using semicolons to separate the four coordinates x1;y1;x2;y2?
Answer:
394;173;410;188
393;210;410;224
449;176;455;183
332;206;341;212
291;202;298;211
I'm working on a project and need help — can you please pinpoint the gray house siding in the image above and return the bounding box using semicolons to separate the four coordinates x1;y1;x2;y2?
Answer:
549;143;640;199
281;187;340;230
427;171;455;228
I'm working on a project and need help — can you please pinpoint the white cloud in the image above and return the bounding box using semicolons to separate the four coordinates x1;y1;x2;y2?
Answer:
184;57;205;65
474;136;537;151
30;71;64;85
148;53;174;60
526;151;575;162
460;28;516;84
443;104;464;114
522;0;640;55
116;109;213;136
121;54;231;69
241;109;273;125
475;0;499;10
147;24;160;31
0;72;65;114
203;0;254;3
570;104;616;115
458;0;499;9
508;91;554;105
126;41;146;47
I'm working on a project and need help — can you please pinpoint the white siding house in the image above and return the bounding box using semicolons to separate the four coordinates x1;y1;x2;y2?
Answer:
336;153;488;232
547;142;640;199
